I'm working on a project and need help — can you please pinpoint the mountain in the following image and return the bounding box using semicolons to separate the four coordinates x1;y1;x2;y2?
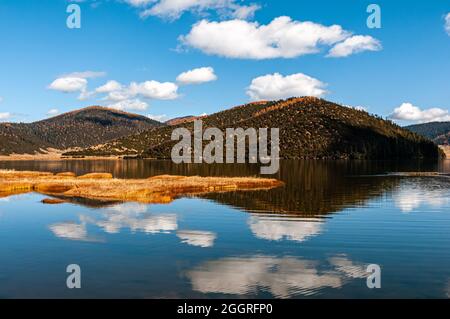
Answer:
64;97;442;160
405;122;450;145
165;115;204;126
0;106;162;155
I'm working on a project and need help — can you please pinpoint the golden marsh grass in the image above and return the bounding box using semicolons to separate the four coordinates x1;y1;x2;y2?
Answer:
0;170;283;204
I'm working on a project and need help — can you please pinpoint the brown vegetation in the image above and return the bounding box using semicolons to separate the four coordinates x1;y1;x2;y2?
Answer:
440;146;450;158
0;106;162;155
42;198;66;204
65;97;442;160
0;170;283;204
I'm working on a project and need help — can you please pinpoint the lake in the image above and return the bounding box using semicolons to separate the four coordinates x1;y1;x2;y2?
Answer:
0;159;449;298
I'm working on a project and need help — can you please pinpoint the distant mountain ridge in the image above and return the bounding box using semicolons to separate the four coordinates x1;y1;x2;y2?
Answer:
64;97;442;160
0;106;162;155
405;122;450;145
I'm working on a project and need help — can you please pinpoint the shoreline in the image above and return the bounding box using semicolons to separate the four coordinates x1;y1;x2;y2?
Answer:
0;145;448;161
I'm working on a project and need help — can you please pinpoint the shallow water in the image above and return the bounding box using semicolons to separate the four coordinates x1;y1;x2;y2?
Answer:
0;159;449;298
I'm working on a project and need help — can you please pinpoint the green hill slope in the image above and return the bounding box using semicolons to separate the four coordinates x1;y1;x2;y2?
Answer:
405;122;450;145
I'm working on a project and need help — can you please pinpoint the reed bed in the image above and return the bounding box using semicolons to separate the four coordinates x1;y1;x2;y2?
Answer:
0;170;283;204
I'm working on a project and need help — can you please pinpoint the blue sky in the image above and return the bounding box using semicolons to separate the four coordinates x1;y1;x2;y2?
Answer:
0;0;449;124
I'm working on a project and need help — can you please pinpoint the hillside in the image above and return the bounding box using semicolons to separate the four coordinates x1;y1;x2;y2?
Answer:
64;97;442;160
165;115;203;126
405;122;450;145
0;106;162;155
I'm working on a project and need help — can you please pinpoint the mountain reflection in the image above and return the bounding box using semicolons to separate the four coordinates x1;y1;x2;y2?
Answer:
185;254;368;298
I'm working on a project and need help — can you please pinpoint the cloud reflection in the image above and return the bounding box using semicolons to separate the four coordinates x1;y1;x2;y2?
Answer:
48;203;215;248
177;230;217;248
186;255;367;298
48;220;102;242
248;215;323;242
393;186;449;212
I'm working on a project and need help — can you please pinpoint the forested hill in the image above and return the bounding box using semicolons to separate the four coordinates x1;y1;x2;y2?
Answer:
405;122;450;145
0;106;162;155
64;97;442;160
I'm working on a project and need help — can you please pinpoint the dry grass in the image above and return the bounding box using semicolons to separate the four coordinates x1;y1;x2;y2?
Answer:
0;170;283;204
440;146;450;159
42;198;66;204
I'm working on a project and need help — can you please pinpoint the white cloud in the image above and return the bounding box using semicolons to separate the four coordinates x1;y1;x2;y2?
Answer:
124;0;155;7
48;71;105;100
445;13;450;35
104;90;134;102
180;16;380;59
47;108;59;116
108;99;149;111
95;80;123;93
247;72;327;101
344;104;368;112
139;0;260;20
62;71;106;79
176;67;217;85
147;114;169;122
327;35;381;58
0;112;12;121
129;80;179;100
231;3;260;19
48;77;87;93
97;80;179;103
389;102;450;123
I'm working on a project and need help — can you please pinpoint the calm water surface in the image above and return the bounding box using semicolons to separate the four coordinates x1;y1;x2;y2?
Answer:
0;159;449;298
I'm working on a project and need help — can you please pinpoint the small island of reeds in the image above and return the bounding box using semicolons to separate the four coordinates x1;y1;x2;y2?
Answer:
0;170;283;204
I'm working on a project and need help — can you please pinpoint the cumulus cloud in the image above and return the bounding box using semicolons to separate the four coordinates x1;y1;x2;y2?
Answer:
180;16;381;59
231;3;260;19
176;67;217;85
247;72;327;101
139;0;260;20
327;35;381;58
48;77;88;93
445;13;450;35
389;102;450;123
129;80;179;100
0;112;12;121
48;71;105;100
46;108;59;116
95;80;123;93
108;99;149;111
94;79;179;111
